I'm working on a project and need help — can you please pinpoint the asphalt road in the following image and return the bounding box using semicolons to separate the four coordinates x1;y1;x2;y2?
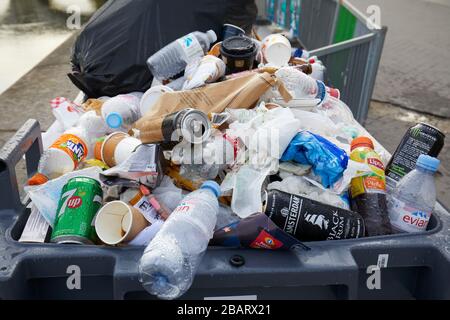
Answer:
352;0;450;118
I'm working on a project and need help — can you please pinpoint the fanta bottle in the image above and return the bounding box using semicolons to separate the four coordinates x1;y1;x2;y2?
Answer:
350;137;392;236
28;111;108;185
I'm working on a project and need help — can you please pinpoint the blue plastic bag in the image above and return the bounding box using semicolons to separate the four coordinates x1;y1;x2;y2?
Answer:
281;131;349;188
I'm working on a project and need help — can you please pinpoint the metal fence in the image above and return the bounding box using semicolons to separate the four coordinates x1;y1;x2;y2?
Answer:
256;0;387;124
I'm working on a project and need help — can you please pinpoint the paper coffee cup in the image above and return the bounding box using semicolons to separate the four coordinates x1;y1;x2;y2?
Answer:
114;137;142;166
262;34;292;67
101;132;140;167
95;201;149;246
101;132;127;167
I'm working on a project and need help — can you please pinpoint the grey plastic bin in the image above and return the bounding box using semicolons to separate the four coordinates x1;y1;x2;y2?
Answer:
1;119;450;300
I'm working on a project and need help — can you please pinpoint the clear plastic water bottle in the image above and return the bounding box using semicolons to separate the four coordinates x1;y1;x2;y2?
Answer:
101;92;143;131
387;155;440;233
147;30;217;81
275;67;327;103
139;181;221;300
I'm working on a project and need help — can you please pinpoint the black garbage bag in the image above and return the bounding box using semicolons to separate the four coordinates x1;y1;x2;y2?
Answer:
69;0;257;98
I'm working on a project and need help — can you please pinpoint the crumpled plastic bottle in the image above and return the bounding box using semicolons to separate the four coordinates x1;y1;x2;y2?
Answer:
139;181;220;300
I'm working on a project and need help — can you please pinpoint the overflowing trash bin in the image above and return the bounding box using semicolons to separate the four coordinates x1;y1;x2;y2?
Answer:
1;0;449;300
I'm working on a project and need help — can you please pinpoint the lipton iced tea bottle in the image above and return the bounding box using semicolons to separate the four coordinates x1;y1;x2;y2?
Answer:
28;111;108;185
350;137;392;236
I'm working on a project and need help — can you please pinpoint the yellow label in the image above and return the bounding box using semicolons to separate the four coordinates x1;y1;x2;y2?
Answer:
350;147;386;198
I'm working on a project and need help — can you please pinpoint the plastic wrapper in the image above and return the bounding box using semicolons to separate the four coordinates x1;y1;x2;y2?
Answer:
25;167;102;226
152;176;184;213
281;131;349;188
182;55;226;90
231;165;271;219
100;144;163;189
268;174;350;210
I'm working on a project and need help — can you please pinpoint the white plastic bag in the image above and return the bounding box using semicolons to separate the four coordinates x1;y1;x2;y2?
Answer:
26;167;102;226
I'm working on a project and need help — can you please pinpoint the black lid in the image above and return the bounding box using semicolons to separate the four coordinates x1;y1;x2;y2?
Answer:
221;36;256;56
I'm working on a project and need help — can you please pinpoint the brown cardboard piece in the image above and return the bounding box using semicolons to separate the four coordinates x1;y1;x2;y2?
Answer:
135;72;292;144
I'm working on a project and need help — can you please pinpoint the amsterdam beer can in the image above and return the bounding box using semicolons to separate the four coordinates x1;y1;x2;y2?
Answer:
264;190;365;242
51;177;103;244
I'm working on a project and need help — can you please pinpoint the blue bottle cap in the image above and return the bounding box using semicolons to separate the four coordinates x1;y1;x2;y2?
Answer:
201;181;221;198
416;155;440;172
106;112;123;129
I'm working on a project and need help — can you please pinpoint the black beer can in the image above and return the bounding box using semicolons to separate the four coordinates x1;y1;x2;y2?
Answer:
264;190;365;242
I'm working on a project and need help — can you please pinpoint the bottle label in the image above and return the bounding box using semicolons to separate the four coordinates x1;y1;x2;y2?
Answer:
50;134;88;168
177;33;204;63
315;80;327;103
351;149;386;198
389;197;431;232
173;199;196;214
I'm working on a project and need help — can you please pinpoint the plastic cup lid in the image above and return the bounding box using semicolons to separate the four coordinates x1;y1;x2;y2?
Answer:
106;112;123;129
140;86;173;116
221;36;256;56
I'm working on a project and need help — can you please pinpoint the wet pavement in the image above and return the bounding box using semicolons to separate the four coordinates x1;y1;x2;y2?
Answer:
352;0;450;118
0;0;104;94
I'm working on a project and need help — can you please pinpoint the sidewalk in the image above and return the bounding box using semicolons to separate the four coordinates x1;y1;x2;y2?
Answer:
0;34;448;209
352;0;450;118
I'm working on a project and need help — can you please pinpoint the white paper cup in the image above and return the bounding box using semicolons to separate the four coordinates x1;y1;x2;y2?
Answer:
261;34;292;67
114;137;142;166
95;201;149;246
101;132;128;167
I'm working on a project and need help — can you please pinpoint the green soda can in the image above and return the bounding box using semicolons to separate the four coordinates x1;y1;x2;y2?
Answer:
51;177;103;245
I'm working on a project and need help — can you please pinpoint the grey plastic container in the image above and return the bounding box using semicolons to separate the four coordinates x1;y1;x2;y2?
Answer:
1;119;450;300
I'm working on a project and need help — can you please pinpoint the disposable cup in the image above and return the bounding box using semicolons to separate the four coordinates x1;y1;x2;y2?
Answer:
261;34;292;67
95;201;149;246
101;132;128;167
114;137;142;166
223;23;245;40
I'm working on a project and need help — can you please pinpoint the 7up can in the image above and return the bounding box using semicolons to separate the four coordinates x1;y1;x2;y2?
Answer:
51;177;103;244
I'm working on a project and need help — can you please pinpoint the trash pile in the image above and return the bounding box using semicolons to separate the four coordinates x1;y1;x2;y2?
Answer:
20;21;445;300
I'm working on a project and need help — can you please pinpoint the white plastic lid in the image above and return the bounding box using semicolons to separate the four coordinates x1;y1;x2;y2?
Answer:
140;85;173;117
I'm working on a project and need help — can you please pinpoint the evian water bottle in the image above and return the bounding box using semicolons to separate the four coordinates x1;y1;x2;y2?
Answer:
147;30;217;81
387;155;440;233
